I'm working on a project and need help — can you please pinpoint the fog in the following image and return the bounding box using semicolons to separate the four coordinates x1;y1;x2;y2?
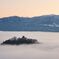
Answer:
0;31;59;59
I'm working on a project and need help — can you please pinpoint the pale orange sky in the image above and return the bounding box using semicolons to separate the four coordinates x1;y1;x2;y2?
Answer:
0;0;59;17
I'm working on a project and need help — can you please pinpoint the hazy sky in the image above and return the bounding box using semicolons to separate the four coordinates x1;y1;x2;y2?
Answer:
0;0;59;17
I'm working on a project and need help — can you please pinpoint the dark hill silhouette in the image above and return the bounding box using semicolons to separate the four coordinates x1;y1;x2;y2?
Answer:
1;36;39;45
0;14;59;31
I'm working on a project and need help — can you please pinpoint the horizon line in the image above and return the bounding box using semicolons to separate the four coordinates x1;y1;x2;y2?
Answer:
0;14;59;18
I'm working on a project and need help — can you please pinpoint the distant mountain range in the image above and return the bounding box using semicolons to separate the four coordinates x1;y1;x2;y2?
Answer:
0;14;59;32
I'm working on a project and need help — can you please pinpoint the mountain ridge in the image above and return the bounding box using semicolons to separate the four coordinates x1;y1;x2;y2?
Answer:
0;14;59;32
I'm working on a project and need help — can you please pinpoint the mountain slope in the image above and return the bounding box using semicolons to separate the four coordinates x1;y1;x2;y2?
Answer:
0;15;59;32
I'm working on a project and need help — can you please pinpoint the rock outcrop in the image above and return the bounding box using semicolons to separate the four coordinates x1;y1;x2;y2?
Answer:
1;36;39;45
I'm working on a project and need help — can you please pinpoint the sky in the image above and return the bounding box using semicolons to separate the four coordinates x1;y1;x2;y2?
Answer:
0;0;59;17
